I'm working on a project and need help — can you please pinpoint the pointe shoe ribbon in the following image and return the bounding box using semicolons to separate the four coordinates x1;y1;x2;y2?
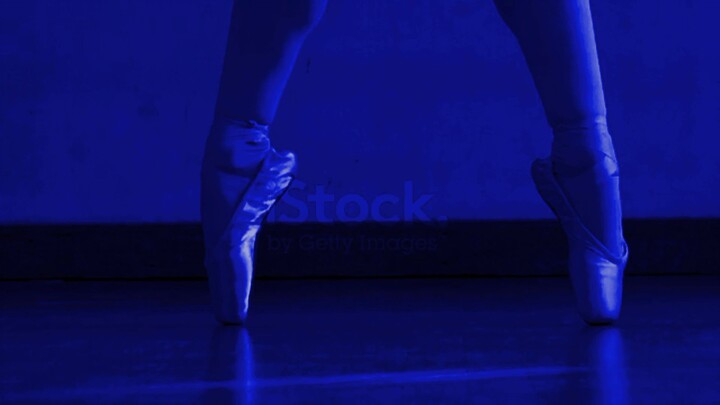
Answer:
206;148;296;324
531;157;629;325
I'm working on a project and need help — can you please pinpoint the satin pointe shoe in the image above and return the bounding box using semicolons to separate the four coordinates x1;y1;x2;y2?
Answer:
531;157;629;325
204;145;296;325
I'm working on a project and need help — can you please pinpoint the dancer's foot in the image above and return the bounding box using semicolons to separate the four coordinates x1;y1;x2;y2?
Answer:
531;156;629;325
201;119;296;324
550;128;625;258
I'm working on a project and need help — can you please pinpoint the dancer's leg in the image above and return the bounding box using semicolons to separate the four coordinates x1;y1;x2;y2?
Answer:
214;0;328;125
494;0;628;324
202;0;327;324
494;0;624;257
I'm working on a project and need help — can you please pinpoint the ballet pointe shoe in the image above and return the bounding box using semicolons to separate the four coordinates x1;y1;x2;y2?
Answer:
531;157;629;325
205;148;296;325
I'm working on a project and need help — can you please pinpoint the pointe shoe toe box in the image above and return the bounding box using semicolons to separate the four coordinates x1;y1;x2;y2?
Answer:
569;241;628;324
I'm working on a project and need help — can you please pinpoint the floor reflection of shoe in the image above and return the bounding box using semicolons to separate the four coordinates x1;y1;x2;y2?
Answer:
531;157;629;325
205;148;296;325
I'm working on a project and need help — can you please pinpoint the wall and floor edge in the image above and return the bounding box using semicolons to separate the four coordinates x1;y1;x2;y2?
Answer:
0;218;717;279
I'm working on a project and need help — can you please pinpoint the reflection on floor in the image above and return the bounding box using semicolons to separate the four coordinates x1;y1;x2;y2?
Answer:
1;276;718;403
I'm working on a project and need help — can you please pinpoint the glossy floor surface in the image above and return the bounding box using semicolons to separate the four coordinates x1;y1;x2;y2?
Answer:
1;276;719;404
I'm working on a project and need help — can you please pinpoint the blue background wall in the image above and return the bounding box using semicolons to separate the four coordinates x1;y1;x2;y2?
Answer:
2;0;719;224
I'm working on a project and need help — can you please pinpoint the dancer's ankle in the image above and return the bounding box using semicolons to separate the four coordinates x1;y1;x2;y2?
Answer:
204;116;272;174
551;120;619;178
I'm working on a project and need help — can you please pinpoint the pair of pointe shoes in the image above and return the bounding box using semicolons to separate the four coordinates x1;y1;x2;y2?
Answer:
205;152;628;326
